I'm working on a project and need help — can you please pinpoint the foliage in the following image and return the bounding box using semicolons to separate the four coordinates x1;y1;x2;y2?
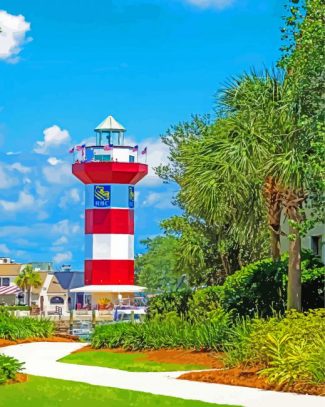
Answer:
224;309;325;385
60;350;207;372
0;306;31;312
219;250;324;316
0;354;24;384
161;216;268;287
147;251;324;320
156;114;269;287
0;313;54;340
0;376;227;407
91;311;233;352
187;286;222;322
147;290;193;320
135;236;182;291
15;265;42;307
280;0;325;120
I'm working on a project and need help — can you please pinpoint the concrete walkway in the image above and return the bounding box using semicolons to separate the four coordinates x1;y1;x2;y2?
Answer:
1;342;323;407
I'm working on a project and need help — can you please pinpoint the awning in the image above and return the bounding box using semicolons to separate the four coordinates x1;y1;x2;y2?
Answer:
0;285;21;295
70;285;146;293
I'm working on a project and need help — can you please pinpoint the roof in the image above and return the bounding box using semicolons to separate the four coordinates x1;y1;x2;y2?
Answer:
70;285;146;293
54;272;84;290
0;264;23;277
0;285;21;295
32;272;48;295
47;275;67;294
95;115;125;132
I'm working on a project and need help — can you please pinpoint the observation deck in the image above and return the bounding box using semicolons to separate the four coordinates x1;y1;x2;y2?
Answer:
72;145;148;184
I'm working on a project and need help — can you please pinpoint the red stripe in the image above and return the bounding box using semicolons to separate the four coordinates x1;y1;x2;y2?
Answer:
85;260;134;285
85;209;134;234
72;162;148;185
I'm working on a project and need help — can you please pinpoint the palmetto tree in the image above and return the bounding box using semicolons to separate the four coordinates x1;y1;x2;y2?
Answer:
15;265;42;307
179;70;323;310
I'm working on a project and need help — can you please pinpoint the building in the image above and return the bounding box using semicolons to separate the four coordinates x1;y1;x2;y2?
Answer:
0;259;69;313
54;271;86;310
0;260;23;305
70;115;148;305
281;221;325;264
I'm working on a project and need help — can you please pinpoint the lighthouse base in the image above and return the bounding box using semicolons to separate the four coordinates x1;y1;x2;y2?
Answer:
70;284;146;311
70;284;146;293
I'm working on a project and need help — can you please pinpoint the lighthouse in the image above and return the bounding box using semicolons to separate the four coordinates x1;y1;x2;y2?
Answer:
70;115;148;304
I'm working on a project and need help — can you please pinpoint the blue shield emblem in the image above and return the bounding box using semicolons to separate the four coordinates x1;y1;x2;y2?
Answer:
94;185;111;208
128;186;135;208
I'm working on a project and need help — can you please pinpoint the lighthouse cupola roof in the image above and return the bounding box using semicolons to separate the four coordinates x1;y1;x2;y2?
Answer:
94;115;126;146
95;115;126;132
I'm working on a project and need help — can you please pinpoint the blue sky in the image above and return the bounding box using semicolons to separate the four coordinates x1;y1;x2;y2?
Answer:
0;0;283;270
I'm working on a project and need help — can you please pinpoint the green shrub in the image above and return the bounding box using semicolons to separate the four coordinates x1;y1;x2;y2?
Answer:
0;306;31;311
147;251;323;321
219;251;324;317
0;354;24;384
92;310;233;352
147;290;193;320
224;309;325;385
0;314;54;340
187;286;222;322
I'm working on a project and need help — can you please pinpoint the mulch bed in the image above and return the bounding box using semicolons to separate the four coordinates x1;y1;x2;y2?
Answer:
179;365;325;396
0;335;78;348
71;346;223;368
4;373;28;385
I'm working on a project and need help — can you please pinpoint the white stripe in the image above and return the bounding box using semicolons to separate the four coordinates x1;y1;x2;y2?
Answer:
0;285;20;294
85;234;134;260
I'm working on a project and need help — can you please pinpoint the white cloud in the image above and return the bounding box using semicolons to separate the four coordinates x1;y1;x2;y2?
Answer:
42;162;72;184
59;187;81;208
52;219;81;235
0;243;10;254
142;191;174;209
53;236;68;246
183;0;234;9
0;163;18;189
53;251;72;264
0;190;35;212
23;177;32;184
137;138;170;186
0;10;31;63
47;157;62;166
35;181;48;197
9;162;31;174
6;151;21;156
34;125;71;154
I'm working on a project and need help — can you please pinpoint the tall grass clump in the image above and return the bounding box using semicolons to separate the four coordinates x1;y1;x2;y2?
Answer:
0;312;54;340
0;354;24;384
224;309;325;385
92;310;233;351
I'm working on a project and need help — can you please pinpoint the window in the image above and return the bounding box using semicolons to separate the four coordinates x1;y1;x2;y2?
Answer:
50;296;64;304
0;278;10;286
311;236;322;257
129;155;135;163
94;154;111;162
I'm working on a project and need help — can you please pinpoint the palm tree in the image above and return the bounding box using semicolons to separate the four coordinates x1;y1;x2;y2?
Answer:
15;265;42;307
178;70;323;310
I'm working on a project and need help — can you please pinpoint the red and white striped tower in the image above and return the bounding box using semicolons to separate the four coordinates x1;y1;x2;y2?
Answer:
72;116;148;295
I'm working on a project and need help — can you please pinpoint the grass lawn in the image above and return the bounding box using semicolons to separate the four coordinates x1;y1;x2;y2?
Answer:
59;350;209;372
0;376;240;407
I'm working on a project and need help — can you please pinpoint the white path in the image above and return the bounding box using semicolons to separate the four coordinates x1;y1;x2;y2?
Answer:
1;342;323;407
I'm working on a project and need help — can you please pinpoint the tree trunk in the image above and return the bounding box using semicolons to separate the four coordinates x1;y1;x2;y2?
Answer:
28;288;32;307
264;177;282;262
287;223;302;311
270;226;281;261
